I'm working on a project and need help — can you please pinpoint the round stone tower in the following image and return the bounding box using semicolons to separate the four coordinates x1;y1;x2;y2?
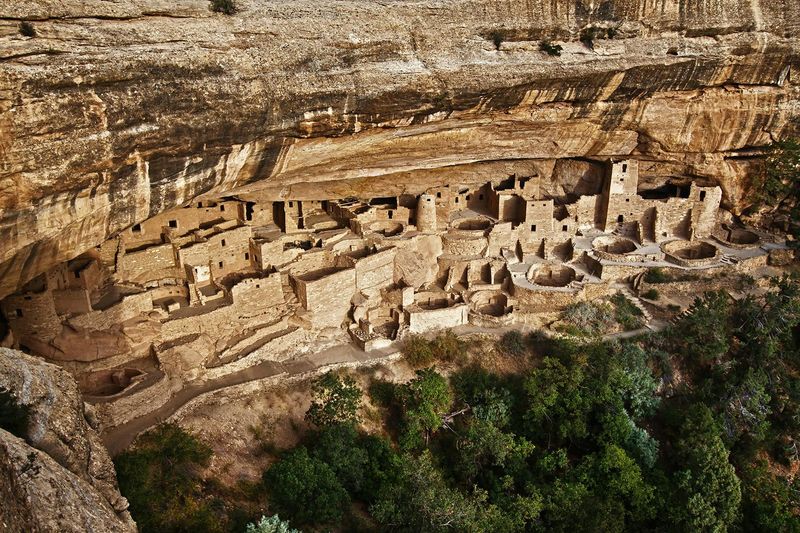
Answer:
416;194;437;233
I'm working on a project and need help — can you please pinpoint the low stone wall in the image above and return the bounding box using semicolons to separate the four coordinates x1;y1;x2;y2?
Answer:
407;304;469;333
95;372;173;428
120;244;176;281
512;285;582;312
68;292;154;331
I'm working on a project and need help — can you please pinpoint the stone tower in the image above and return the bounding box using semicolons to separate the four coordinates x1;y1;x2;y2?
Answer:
416;194;437;232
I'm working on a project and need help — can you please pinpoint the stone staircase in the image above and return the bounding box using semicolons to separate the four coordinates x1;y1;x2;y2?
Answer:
618;286;653;324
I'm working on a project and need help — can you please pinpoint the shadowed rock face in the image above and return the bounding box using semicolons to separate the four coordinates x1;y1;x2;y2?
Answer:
1;0;799;298
0;348;136;532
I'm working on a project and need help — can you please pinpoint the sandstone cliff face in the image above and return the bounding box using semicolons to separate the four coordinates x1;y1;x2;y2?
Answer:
1;0;799;298
0;348;135;532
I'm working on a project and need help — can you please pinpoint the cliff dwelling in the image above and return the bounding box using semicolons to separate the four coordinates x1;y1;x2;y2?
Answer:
2;1;800;530
0;158;791;430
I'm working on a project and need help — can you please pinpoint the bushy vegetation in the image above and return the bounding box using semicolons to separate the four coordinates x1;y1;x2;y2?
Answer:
488;30;505;51
210;0;236;15
402;330;467;367
19;21;35;37
579;25;618;49
559;300;616;336
642;288;659;300
305;371;361;427
611;292;645;331
753;137;800;245
498;329;528;356
245;515;299;533
117;276;800;532
539;41;563;57
258;276;800;531
115;423;223;532
0;386;30;439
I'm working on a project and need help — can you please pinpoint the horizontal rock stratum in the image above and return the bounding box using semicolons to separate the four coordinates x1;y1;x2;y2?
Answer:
1;0;799;299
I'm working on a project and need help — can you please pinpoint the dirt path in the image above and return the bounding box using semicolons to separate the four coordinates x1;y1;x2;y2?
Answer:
101;321;669;456
101;342;397;456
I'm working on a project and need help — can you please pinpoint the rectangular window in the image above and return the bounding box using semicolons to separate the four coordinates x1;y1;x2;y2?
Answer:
218;261;223;268
289;201;294;208
617;215;624;223
132;223;142;233
244;253;250;260
168;220;178;228
221;239;226;247
622;163;628;172
74;271;81;279
15;309;23;318
699;191;706;201
562;225;568;232
531;225;537;232
436;192;442;198
220;205;225;211
388;211;393;219
479;194;484;200
455;197;459;204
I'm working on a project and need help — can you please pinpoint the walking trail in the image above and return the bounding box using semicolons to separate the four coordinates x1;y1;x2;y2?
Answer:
101;321;667;456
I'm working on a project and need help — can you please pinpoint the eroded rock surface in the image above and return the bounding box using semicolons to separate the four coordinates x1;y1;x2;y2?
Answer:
0;347;135;532
1;0;799;298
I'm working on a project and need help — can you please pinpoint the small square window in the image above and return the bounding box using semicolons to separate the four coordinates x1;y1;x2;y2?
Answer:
436;192;442;198
132;223;142;233
626;198;630;202
256;284;260;288
218;261;224;268
220;205;225;211
562;225;568;232
168;220;178;228
531;224;537;232
617;215;624;223
288;201;294;208
244;253;250;260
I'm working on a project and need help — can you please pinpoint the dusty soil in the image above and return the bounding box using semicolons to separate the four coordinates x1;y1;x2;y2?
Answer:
177;331;526;486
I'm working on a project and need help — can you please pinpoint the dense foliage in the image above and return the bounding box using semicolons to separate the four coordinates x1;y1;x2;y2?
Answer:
305;371;362;427
118;277;800;532
0;386;30;439
115;423;224;533
259;277;800;531
754;137;800;245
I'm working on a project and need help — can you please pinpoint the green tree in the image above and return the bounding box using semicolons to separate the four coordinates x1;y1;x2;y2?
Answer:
0;386;30;439
753;137;800;243
740;460;800;532
245;514;300;533
397;368;453;450
114;423;220;533
263;447;350;526
670;406;742;532
673;291;731;366
371;451;490;532
305;371;362;427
